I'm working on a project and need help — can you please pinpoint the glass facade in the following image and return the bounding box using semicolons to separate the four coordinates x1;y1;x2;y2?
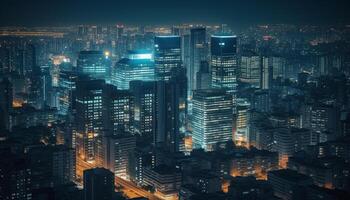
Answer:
192;89;233;151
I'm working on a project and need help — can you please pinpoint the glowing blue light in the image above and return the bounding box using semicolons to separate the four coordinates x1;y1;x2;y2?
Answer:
212;35;237;38
129;53;153;60
219;42;225;46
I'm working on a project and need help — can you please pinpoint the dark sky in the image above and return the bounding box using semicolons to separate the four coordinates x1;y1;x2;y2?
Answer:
0;0;349;27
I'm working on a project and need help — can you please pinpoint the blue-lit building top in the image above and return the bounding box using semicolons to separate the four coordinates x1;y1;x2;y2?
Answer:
154;36;182;81
112;50;155;90
77;51;110;80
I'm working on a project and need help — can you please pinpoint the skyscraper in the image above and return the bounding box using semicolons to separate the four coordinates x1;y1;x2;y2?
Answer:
112;50;155;90
189;28;207;95
130;80;157;137
104;85;134;135
192;89;233;151
155;67;187;152
83;168;114;200
210;35;238;94
154;36;182;81
77;51;110;80
75;79;105;161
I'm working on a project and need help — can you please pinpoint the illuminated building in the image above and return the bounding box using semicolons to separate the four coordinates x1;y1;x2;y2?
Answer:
260;56;273;90
229;149;278;179
268;169;313;200
83;168;114;200
143;164;182;198
112;50;155;90
130;81;156;137
75;79;105;162
192;89;233;151
154;36;182;81
57;71;79;115
210;35;238;94
239;52;260;87
104;85;134;135
77;51;110;80
104;134;136;179
189;27;207;94
273;128;312;168
235;98;250;146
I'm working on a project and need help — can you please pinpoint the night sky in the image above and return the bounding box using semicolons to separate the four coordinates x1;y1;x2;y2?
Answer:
0;0;349;27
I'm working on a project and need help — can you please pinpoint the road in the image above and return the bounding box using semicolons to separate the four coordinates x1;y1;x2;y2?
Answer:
115;176;163;200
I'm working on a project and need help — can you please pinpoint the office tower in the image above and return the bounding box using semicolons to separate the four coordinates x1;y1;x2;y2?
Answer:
104;85;134;135
77;51;110;80
271;56;286;79
239;52;260;87
268;169;313;200
189;28;207;95
196;61;211;90
58;71;80;115
211;35;238;94
130;81;156;137
75;79;105;161
0;78;12;131
260;56;273;89
83;168;114;200
235;98;250;146
252;89;270;113
155;67;187;152
0;153;31;200
154;36;182;80
192;89;233;151
112;50;155;89
104;134;136;179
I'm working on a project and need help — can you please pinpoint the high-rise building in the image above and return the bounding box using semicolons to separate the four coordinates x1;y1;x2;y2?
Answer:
112;50;155;89
235;98;250;146
210;35;238;94
154;36;182;80
75;79;105;161
130;81;156;137
189;28;207;95
192;89;233;151
77;51;110;80
239;52;260;87
104;85;134;135
196;61;211;90
83;168;114;200
155;67;187;152
103;134;136;179
58;71;80;115
260;56;273;90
